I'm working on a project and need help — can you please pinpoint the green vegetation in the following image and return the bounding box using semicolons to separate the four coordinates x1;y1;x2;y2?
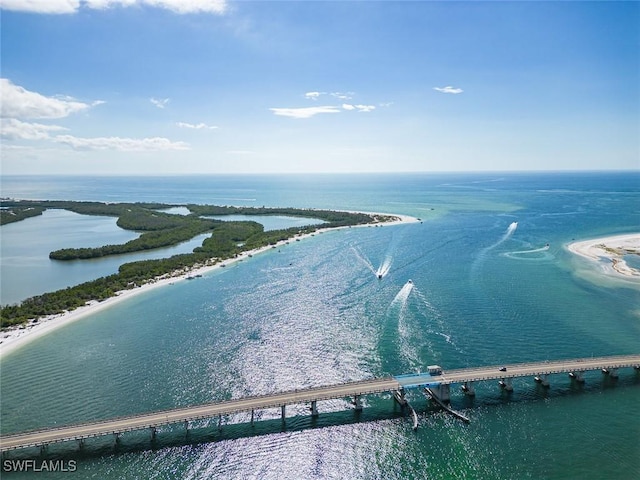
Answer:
0;199;395;328
0;206;45;225
187;204;384;227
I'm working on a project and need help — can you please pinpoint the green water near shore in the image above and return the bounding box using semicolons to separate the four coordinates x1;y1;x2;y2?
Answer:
1;172;638;479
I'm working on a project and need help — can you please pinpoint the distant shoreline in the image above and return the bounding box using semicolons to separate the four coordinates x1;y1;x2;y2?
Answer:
0;211;419;359
567;233;640;279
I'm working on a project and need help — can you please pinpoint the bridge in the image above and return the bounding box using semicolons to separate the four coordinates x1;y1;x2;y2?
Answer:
1;354;638;453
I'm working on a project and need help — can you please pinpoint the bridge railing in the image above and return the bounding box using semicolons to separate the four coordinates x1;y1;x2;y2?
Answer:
0;377;399;443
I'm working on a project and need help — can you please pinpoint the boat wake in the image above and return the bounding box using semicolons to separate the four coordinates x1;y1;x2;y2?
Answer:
351;245;394;279
487;221;518;251
391;280;414;306
375;257;392;279
350;246;377;275
388;280;421;370
413;287;464;355
471;221;518;275
503;243;553;261
509;244;549;255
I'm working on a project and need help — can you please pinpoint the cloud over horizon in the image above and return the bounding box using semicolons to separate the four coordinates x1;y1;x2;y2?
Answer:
273;91;380;119
176;121;218;130
54;134;189;151
270;106;342;119
0;78;189;151
0;78;97;119
0;118;68;141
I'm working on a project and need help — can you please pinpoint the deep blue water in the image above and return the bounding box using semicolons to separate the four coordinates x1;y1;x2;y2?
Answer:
0;172;639;479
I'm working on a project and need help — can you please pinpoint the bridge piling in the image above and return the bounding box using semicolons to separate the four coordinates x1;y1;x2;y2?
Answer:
569;371;585;383
392;389;407;407
310;400;319;417
498;378;513;392
437;384;451;402
534;374;550;387
3;355;638;455
150;427;156;443
461;382;475;396
281;405;286;421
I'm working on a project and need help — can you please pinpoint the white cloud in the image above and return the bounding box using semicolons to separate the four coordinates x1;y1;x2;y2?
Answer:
0;118;68;140
0;78;95;119
54;134;190;151
355;104;375;112
330;92;354;100
0;78;188;153
0;0;228;14
150;97;170;109
434;86;463;94
305;91;355;101
176;121;217;130
270;106;341;119
0;0;78;13
342;104;375;112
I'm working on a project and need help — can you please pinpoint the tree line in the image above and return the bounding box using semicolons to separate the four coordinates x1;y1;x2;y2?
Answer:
0;200;391;327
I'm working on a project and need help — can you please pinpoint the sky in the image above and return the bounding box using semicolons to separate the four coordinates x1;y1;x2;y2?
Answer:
0;0;638;175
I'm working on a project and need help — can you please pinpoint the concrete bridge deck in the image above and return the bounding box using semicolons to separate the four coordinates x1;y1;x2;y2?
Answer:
395;355;640;388
1;354;638;452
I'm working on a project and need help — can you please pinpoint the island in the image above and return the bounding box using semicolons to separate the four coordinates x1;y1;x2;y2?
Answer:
567;233;640;278
0;200;414;332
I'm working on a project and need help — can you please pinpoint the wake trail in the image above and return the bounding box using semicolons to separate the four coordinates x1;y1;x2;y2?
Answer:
387;280;422;371
375;256;393;278
471;221;518;275
350;246;376;275
412;286;465;355
390;280;414;306
508;244;549;255
485;221;518;252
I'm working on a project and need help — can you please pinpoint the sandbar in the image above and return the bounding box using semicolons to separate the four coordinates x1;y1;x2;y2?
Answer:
567;233;640;279
0;211;419;358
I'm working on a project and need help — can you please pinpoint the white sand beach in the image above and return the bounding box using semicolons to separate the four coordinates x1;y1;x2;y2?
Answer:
567;233;640;279
0;212;420;358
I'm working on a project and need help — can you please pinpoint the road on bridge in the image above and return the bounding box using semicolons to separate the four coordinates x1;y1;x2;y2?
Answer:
2;354;639;452
0;377;400;452
395;355;640;388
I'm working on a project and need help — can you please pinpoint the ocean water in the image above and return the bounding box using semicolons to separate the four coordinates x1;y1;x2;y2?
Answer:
0;172;639;479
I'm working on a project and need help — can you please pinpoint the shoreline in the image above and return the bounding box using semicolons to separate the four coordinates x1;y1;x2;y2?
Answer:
0;212;420;359
567;233;640;279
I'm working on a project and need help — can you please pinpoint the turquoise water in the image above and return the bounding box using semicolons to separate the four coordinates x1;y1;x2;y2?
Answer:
0;172;639;479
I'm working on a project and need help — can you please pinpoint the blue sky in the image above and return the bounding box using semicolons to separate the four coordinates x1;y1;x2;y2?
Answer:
1;0;638;175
